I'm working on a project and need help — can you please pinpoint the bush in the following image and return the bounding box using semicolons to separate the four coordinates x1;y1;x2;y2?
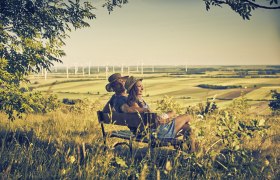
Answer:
0;86;60;120
156;95;183;114
269;90;280;115
185;101;218;117
62;98;81;105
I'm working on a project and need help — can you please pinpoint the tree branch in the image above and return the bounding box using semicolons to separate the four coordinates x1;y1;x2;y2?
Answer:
245;0;280;9
214;0;280;9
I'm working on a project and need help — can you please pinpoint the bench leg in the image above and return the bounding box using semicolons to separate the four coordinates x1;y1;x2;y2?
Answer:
102;140;107;152
129;137;133;158
100;123;107;152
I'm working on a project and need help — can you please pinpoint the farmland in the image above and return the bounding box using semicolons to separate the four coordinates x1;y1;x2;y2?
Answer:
30;65;280;113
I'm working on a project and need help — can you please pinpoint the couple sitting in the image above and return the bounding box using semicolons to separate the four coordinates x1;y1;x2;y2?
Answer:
103;73;195;152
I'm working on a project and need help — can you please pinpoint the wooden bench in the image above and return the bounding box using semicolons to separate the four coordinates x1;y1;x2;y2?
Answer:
97;111;187;156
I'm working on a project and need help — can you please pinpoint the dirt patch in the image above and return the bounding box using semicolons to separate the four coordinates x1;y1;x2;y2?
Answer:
217;88;256;100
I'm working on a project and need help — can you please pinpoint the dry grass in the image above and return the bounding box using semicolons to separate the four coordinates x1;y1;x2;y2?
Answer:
0;97;279;179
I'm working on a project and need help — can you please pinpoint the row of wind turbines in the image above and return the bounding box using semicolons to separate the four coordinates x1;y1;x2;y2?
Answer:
38;64;188;80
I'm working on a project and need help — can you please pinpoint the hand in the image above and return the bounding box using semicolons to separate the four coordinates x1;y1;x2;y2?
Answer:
157;116;170;125
143;108;150;113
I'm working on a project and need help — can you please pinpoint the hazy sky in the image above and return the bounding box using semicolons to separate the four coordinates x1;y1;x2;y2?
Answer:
60;0;280;66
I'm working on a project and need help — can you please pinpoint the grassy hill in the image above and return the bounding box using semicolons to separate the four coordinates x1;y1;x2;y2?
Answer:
1;67;279;178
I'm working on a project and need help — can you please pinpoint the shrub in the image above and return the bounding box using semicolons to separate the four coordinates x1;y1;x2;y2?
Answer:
62;98;79;105
185;99;218;117
269;90;280;115
156;95;183;114
0;87;60;120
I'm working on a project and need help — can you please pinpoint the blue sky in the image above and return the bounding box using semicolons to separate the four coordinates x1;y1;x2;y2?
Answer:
59;0;280;66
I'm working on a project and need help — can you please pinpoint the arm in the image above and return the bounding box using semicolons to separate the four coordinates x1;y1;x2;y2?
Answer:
121;102;150;113
157;111;176;125
166;111;176;118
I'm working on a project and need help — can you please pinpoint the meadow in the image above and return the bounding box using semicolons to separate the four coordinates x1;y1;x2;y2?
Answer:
0;65;280;179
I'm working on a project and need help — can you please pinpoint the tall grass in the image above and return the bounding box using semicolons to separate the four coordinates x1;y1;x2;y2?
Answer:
0;97;279;179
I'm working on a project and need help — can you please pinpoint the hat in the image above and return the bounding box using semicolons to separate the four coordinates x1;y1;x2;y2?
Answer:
105;73;128;92
125;76;143;92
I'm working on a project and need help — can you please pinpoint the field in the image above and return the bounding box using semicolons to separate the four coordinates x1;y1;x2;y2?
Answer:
1;65;280;179
31;70;280;112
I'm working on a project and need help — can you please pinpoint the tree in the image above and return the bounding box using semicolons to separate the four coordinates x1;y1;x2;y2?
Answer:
103;0;280;20
102;0;128;14
204;0;280;20
0;0;95;119
269;90;280;115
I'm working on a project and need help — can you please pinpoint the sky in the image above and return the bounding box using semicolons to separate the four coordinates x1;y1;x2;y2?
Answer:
59;0;280;66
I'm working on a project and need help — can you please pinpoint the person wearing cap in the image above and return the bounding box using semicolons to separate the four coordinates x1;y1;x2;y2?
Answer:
124;76;196;152
102;73;128;113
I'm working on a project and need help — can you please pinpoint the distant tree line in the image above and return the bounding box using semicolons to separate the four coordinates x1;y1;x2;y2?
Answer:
202;75;280;78
256;70;279;75
267;65;280;68
198;84;242;89
235;69;280;75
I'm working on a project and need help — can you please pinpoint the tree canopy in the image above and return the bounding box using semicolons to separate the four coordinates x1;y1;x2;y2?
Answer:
104;0;280;20
0;0;95;119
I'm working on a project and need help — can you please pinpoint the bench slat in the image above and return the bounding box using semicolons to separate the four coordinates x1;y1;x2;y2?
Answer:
107;130;149;143
98;111;157;129
107;130;184;147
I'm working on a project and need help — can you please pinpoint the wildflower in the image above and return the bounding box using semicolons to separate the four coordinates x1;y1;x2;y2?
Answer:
68;156;76;164
61;169;66;175
264;159;269;166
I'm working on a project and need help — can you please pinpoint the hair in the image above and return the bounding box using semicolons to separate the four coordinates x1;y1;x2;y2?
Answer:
127;83;139;107
127;81;146;108
111;80;125;95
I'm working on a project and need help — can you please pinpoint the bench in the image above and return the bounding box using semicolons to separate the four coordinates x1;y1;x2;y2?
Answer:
97;111;187;156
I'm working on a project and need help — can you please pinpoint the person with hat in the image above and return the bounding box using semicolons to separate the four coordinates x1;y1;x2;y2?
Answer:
102;73;128;113
124;76;196;152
